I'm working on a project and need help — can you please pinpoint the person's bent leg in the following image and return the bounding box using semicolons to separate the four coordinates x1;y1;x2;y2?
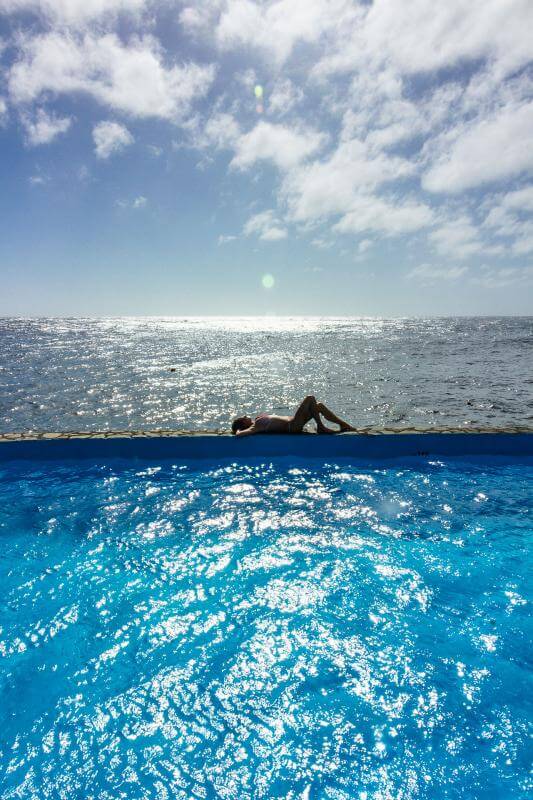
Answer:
317;402;356;432
291;395;335;434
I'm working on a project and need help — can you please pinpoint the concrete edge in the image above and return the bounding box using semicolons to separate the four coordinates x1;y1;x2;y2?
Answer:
1;431;532;461
1;425;533;443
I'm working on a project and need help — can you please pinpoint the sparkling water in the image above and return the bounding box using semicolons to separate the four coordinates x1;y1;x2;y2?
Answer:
0;456;531;799
0;316;532;432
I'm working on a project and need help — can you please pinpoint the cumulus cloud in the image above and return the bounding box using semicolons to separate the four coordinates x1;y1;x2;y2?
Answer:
231;120;326;171
202;111;240;150
29;173;47;185
497;186;533;214
267;78;303;116
282;138;414;223
511;231;533;256
230;121;325;171
0;0;146;26
484;187;533;229
244;209;287;241
311;237;332;249
315;0;533;80
22;107;72;145
334;195;434;236
429;217;486;259
181;0;351;65
9;33;215;122
408;262;533;289
406;264;468;282
470;265;533;289
423;101;533;193
93;120;133;158
2;0;533;275
483;186;533;247
116;194;146;208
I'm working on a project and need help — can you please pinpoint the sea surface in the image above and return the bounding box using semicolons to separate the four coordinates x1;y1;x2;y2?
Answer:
0;317;532;433
0;456;531;799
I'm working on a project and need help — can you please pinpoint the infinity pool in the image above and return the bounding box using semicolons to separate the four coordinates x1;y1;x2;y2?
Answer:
0;455;531;799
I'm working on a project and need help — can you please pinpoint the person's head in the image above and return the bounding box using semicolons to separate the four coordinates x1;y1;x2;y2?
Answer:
232;415;253;434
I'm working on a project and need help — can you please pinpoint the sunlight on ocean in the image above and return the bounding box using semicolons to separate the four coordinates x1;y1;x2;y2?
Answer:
0;316;531;432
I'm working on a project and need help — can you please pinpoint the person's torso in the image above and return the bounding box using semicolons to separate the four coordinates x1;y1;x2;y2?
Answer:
255;413;291;432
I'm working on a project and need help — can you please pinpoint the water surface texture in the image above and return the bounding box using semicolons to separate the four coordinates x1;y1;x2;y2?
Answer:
1;316;532;432
0;457;531;799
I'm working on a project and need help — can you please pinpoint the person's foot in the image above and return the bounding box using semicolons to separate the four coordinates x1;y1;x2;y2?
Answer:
317;423;336;434
339;423;357;432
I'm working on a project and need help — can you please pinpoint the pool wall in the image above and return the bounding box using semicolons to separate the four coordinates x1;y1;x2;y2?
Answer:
1;432;532;461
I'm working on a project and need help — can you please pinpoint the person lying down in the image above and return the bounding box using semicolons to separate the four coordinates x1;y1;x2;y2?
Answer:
231;395;356;436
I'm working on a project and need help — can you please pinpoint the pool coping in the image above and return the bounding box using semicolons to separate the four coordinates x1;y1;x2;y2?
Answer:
1;428;532;460
1;425;533;443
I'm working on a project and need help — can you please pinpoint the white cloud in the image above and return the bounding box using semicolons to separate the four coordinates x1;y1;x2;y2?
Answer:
470;265;533;289
498;186;533;213
423;102;533;193
181;0;350;65
483;186;533;232
9;33;215;122
22;107;72;145
231;120;325;171
0;0;146;26
0;96;7;122
406;263;468;282
310;237;332;249
511;227;533;256
366;121;422;152
29;173;47;185
282;138;414;223
93;120;133;158
116;194;146;209
429;217;485;259
244;209;287;241
218;234;237;244
203;111;240;150
2;0;532;277
315;0;533;80
334;195;434;236
482;185;533;254
268;78;303;116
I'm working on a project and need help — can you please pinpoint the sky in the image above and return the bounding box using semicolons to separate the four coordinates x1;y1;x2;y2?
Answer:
0;0;533;316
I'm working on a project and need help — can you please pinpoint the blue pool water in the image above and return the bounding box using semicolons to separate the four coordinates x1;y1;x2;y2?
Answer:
0;456;531;799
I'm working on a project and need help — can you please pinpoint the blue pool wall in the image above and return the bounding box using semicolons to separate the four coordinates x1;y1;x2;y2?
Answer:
1;433;532;461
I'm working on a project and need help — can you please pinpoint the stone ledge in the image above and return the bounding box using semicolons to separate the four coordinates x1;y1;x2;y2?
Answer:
1;426;533;443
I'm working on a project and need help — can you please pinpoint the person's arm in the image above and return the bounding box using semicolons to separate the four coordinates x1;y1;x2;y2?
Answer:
236;424;258;437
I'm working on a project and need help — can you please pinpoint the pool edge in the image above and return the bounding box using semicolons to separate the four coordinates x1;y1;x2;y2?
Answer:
1;431;532;460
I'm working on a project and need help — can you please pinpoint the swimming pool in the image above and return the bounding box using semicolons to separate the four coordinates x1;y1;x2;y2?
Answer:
0;446;531;799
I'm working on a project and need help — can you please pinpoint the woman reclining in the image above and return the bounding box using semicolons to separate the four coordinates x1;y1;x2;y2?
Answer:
231;395;356;436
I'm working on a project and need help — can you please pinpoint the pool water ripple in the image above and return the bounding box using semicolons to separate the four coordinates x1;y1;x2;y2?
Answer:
0;458;531;799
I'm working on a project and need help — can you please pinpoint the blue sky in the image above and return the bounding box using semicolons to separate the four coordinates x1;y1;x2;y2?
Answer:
1;0;532;315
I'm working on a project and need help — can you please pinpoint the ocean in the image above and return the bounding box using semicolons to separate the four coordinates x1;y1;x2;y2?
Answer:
0;316;531;433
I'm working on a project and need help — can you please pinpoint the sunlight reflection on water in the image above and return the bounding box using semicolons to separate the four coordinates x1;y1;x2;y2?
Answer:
0;316;531;432
0;457;531;799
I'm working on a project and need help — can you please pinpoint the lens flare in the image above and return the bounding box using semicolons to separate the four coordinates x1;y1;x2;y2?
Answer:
261;273;275;289
254;84;263;99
